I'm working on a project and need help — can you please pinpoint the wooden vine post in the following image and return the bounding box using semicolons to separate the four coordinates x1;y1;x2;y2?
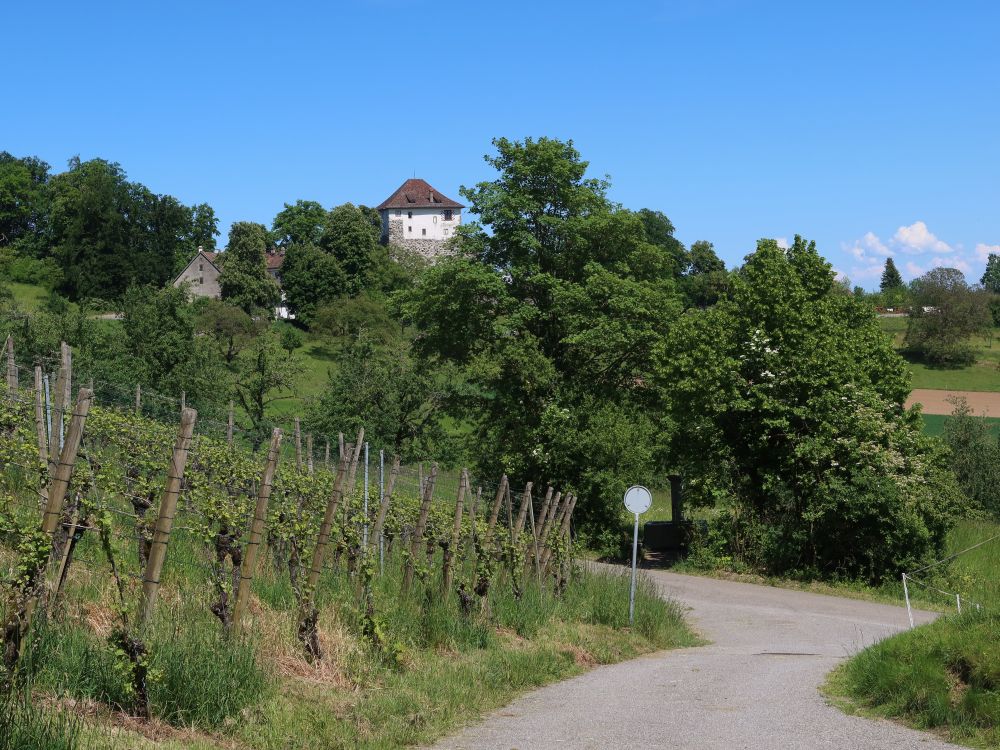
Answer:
556;494;578;584
539;492;567;570
134;384;142;414
138;408;197;627
525;485;541;581
5;334;16;395
512;482;533;539
485;474;508;542
227;400;234;446
303;453;349;596
231;428;283;635
402;463;437;594
371;455;400;550
306;434;314;475
32;367;48;512
536;490;562;569
296;453;349;658
345;427;364;492
48;344;70;469
442;469;468;595
531;487;554;570
294;417;302;472
464;485;482;560
20;388;93;648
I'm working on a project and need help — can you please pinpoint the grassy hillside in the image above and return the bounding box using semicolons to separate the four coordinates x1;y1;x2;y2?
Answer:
829;519;1000;747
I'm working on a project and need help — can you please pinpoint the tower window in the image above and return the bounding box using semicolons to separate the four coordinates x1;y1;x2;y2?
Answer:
407;211;413;219
444;210;453;221
395;209;401;216
408;225;412;232
422;228;426;236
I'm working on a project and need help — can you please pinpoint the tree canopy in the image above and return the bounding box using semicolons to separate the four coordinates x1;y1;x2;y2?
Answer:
659;237;957;580
905;267;992;365
218;222;281;316
398;137;683;532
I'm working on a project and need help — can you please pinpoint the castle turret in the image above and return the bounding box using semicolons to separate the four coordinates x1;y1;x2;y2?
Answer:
376;178;463;259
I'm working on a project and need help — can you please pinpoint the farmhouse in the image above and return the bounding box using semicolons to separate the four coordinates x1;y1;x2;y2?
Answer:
173;247;285;298
376;178;463;258
172;246;289;317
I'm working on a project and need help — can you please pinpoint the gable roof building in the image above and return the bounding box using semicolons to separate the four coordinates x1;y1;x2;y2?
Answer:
377;178;463;259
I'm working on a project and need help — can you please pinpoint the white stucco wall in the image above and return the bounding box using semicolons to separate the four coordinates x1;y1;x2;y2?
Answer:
380;207;460;242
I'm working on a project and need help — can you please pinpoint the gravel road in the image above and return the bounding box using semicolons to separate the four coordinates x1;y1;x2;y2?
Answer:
432;568;961;749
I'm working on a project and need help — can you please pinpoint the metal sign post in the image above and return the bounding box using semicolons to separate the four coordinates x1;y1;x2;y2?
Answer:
624;485;652;626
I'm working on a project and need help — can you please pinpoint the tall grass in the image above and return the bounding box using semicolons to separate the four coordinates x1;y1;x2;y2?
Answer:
22;606;269;731
0;689;82;750
833;519;1000;745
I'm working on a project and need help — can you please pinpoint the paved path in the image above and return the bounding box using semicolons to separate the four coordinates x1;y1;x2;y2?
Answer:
907;388;1000;416
433;568;960;750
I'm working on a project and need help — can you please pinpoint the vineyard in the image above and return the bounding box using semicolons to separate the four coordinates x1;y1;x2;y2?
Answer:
0;338;689;749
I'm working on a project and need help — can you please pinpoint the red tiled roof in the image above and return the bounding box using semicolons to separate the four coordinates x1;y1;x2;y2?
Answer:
376;178;464;210
266;252;284;270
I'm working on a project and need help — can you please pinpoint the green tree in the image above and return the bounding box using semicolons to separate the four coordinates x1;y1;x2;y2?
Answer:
0;152;50;255
319;203;380;292
659;237;958;581
271;200;327;248
398;137;682;531
116;284;227;410
637;208;687;276
47;157;205;300
981;253;1000;294
681;240;728;307
880;257;904;291
312;294;399;343
188;203;220;253
942;396;1000;517
905;267;992;365
279;243;347;325
306;335;455;460
195;299;261;363
218;222;281;316
234;330;302;448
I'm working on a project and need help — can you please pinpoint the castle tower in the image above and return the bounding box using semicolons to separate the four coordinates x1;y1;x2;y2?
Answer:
376;178;464;259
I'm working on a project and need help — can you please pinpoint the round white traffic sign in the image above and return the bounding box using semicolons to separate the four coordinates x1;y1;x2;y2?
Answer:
623;485;652;515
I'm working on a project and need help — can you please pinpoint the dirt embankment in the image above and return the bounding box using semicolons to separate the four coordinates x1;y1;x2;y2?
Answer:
906;389;1000;417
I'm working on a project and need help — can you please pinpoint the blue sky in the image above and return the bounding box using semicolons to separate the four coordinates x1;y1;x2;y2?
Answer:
4;1;998;288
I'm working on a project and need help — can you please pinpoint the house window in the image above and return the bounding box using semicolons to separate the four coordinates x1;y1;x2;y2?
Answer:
408;225;412;232
422;228;426;236
444;209;453;221
407;211;413;219
198;276;203;285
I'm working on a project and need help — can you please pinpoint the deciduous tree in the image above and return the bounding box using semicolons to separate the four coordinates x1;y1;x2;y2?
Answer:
218;222;281;316
905;267;991;365
659;237;958;581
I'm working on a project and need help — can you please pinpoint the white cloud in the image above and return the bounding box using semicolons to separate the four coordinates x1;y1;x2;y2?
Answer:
892;221;952;254
861;231;891;256
775;237;789;249
841;230;892;281
905;261;925;277
975;243;1000;262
